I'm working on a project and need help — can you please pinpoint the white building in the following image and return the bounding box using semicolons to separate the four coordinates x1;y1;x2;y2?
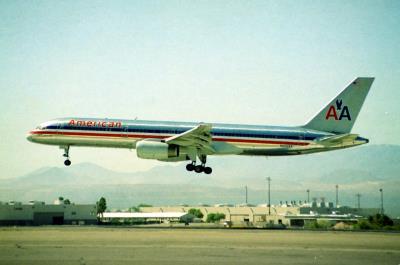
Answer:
101;212;194;224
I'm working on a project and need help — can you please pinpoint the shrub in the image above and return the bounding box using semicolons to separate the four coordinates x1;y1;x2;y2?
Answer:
368;214;394;227
355;214;395;230
304;220;332;230
355;220;374;230
353;217;398;230
206;213;226;223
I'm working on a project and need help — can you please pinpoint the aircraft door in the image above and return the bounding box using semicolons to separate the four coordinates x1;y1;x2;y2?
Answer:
56;122;62;134
123;125;129;137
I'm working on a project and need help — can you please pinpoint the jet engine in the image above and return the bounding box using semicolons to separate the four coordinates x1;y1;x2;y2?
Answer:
136;140;184;161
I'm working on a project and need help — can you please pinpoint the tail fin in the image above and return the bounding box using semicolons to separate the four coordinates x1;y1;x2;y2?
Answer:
303;77;374;134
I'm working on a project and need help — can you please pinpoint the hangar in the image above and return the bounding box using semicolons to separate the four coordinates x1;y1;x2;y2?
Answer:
0;201;97;225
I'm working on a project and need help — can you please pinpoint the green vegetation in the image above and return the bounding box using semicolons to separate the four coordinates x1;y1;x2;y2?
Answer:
188;208;203;218
368;214;394;226
137;203;153;207
304;220;332;230
355;220;374;230
57;196;71;205
206;213;226;223
128;203;153;212
129;206;140;212
301;214;400;231
354;214;398;230
96;197;107;217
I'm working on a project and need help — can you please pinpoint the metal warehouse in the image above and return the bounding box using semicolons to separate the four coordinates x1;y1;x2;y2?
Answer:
0;201;97;225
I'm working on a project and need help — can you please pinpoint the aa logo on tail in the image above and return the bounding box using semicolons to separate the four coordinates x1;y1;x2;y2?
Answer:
325;99;351;121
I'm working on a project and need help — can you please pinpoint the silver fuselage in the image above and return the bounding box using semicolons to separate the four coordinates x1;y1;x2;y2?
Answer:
27;117;368;156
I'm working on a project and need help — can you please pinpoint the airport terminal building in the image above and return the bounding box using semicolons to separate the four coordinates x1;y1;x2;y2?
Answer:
0;201;97;225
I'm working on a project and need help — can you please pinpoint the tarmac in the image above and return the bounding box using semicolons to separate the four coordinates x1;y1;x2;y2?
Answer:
0;226;399;265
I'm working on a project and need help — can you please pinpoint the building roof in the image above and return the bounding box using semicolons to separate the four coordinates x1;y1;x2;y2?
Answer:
102;212;189;219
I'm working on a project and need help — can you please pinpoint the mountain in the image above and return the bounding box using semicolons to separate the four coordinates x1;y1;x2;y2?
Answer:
0;144;399;216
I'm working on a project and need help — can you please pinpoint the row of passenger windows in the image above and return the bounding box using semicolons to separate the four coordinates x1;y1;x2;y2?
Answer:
44;125;315;140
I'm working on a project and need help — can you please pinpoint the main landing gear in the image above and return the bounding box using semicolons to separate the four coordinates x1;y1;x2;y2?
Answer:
185;155;212;174
62;146;71;166
186;163;212;174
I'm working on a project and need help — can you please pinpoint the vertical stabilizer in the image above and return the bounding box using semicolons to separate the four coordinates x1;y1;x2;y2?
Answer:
303;77;374;134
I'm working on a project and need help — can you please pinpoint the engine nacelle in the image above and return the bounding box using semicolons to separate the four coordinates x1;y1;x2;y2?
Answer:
136;140;180;160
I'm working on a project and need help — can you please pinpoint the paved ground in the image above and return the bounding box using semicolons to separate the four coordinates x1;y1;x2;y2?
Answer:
0;227;399;265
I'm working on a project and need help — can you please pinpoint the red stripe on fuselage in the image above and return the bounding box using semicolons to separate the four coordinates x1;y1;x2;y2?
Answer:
30;130;310;146
213;137;309;146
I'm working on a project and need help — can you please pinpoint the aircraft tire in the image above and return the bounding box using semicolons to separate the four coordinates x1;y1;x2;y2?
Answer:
204;167;212;174
186;164;194;171
194;165;203;173
64;160;71;166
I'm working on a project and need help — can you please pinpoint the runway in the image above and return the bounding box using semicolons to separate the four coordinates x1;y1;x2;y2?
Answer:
0;227;399;265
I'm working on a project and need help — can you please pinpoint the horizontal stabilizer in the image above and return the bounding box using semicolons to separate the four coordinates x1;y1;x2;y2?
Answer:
314;133;358;147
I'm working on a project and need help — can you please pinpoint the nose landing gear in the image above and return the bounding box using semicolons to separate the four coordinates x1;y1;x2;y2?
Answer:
62;146;71;166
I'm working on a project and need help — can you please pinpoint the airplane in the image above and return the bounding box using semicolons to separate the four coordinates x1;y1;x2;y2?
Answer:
27;77;374;174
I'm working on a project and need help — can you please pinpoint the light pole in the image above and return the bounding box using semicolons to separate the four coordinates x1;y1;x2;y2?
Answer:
356;193;361;209
266;177;271;215
335;184;339;208
379;188;384;215
245;185;248;204
306;189;310;203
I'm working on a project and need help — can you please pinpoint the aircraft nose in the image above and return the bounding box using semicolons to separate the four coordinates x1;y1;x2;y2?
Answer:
26;132;35;142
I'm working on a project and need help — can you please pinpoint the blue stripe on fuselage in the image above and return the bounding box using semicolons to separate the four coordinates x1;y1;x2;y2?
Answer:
42;119;329;141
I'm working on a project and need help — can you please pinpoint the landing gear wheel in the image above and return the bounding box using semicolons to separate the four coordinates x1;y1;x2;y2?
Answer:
186;163;195;171
204;167;212;174
61;146;71;166
194;165;204;173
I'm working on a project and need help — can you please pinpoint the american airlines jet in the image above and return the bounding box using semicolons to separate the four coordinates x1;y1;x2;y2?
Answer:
27;77;374;174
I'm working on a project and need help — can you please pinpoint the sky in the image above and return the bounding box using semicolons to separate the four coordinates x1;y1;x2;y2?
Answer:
0;0;399;179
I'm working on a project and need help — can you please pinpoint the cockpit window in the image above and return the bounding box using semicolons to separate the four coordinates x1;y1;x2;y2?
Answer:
36;125;43;130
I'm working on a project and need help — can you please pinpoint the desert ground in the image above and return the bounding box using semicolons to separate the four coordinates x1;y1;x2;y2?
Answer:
0;226;399;265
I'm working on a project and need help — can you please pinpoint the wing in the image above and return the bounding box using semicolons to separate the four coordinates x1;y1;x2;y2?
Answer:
164;123;214;154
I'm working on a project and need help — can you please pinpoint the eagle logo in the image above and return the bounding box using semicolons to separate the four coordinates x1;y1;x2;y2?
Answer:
326;99;351;121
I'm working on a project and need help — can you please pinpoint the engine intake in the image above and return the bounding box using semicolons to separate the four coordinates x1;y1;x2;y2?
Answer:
136;140;179;160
